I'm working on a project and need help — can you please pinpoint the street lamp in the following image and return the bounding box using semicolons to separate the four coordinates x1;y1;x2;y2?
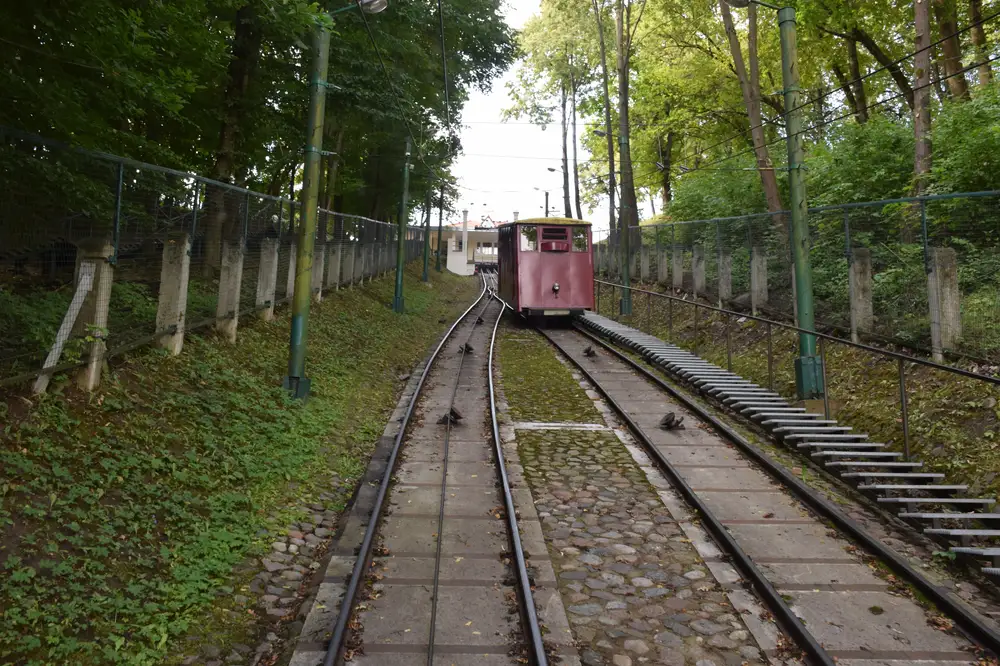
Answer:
722;0;822;400
284;0;389;400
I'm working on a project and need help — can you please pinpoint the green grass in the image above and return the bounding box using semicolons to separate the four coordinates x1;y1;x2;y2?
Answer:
497;325;600;423
0;264;479;665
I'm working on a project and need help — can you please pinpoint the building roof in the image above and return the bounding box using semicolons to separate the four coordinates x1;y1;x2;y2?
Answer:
498;217;592;228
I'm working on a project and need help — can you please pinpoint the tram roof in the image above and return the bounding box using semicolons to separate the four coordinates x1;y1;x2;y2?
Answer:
498;217;592;228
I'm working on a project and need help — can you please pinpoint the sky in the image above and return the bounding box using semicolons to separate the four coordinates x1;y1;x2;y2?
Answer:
447;0;611;234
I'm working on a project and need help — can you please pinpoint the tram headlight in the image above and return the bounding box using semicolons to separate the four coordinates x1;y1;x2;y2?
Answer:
552;282;560;293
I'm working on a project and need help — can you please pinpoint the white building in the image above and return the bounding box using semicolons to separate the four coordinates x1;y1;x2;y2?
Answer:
430;210;502;276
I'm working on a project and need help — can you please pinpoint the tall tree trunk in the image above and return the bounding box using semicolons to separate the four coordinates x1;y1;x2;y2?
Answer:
914;0;933;198
933;0;970;99
720;2;784;216
932;58;950;103
560;80;572;218
847;37;869;122
570;68;583;220
659;132;673;208
592;0;617;240
203;4;260;277
969;0;993;85
322;128;345;210
615;0;639;233
853;27;915;110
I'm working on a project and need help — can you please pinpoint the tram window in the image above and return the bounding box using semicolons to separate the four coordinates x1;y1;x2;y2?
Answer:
572;227;588;252
519;225;537;251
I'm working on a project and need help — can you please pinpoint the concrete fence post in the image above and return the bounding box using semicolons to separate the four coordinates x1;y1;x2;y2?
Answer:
671;245;684;290
692;245;706;296
285;240;297;300
640;245;650;282
928;246;962;361
658;249;669;286
255;237;279;321
750;245;768;315
341;243;354;286
326;243;341;290
215;241;244;343
311;243;326;303
354;243;364;283
718;250;732;305
74;238;115;391
156;233;192;354
848;247;873;343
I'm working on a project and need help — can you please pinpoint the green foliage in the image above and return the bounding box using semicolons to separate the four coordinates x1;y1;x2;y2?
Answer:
665;158;771;221
932;83;1000;194
807;117;915;206
0;267;480;664
0;0;515;224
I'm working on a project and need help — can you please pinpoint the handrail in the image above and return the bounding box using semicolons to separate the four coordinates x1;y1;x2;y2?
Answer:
594;278;1000;385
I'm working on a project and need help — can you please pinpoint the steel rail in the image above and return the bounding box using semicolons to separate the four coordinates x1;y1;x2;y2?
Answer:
323;274;490;666
487;288;549;666
426;278;500;665
538;327;837;666
573;324;1000;656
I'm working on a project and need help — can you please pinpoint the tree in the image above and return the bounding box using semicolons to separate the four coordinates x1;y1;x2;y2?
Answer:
719;1;784;217
914;0;933;197
613;0;644;232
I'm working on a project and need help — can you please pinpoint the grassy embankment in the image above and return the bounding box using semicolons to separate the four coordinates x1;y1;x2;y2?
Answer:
0;265;479;666
595;283;1000;498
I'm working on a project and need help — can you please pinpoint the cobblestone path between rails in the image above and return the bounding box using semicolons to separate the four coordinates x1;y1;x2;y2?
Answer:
517;430;765;666
498;329;767;666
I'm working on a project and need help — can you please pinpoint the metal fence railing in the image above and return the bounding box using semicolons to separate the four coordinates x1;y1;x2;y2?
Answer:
593;190;1000;363
0;129;428;389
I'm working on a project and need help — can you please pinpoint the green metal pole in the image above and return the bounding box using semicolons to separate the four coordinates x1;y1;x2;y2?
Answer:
619;135;632;315
393;137;412;313
284;24;330;400
779;6;822;399
435;186;444;271
422;190;431;282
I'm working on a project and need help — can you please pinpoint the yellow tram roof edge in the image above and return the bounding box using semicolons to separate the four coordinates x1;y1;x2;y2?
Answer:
498;217;592;227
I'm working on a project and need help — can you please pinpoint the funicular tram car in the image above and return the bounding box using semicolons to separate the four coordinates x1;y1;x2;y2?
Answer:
497;217;594;317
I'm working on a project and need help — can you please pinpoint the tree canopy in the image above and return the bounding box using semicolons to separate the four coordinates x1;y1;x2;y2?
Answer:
505;0;1000;226
0;0;515;221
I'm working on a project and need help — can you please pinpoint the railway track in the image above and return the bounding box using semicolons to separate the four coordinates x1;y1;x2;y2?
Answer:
293;270;547;666
538;319;999;665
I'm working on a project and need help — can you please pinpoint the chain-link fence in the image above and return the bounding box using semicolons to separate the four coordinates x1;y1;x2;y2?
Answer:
594;190;1000;363
1;129;427;389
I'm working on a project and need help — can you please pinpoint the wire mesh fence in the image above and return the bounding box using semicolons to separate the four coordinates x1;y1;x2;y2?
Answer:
1;129;426;389
594;190;1000;363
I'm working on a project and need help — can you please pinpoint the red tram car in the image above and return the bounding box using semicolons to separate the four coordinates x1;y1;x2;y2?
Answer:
497;217;594;316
